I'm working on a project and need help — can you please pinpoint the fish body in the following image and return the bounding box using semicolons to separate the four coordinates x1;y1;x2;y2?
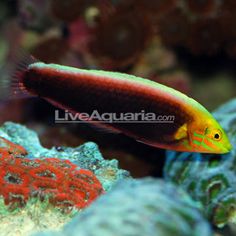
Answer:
12;61;232;154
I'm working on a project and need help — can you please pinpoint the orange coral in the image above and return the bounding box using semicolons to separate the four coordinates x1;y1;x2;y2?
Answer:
0;140;104;211
0;137;27;156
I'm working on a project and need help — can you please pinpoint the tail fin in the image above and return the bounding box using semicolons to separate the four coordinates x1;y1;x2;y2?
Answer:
0;49;38;101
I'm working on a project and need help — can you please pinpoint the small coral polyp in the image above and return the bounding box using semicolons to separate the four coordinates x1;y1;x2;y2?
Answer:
0;137;28;156
0;149;104;211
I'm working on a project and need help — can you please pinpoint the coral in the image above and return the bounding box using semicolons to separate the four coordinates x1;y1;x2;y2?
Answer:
0;136;27;156
158;9;190;47
0;197;75;236
89;6;153;69
110;0;236;57
164;98;236;228
50;0;92;22
184;0;220;16
50;0;112;23
0;122;130;191
30;36;70;63
34;178;212;236
186;18;223;55
0;152;104;211
137;0;178;15
0;122;130;236
18;0;52;32
10;0;236;65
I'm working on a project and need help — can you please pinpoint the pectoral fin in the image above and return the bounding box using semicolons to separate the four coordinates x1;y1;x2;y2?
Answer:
174;123;188;140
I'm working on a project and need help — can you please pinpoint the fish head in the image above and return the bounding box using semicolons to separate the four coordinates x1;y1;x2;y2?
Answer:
188;118;232;154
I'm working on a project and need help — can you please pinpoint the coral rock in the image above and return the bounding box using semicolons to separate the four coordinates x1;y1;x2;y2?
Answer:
34;178;212;236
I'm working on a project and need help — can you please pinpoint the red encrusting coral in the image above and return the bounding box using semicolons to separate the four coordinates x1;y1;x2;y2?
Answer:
0;137;28;157
0;139;104;211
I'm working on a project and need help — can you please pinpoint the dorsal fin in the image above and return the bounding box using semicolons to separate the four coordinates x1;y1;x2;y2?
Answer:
0;49;38;101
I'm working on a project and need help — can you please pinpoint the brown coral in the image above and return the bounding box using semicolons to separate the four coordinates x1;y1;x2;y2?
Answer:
186;19;224;55
158;9;190;47
50;0;113;23
89;7;153;69
137;0;178;14
31;36;69;63
184;0;219;16
50;0;93;22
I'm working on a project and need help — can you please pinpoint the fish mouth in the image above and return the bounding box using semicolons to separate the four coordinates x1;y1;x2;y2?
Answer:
219;142;233;154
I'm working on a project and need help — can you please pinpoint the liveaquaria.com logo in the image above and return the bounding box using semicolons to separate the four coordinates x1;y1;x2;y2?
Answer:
55;110;175;124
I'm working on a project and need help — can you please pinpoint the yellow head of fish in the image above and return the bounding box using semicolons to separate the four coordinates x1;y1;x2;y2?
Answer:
186;117;232;154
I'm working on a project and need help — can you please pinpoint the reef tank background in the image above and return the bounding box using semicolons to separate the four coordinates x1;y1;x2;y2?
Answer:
0;0;236;235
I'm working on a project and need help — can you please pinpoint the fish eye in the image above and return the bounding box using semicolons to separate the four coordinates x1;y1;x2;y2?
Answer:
213;130;222;141
205;127;222;141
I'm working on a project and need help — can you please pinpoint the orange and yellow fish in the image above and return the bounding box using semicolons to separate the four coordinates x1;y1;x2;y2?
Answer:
6;56;232;154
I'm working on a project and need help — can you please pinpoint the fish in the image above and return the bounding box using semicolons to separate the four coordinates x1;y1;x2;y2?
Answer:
4;55;232;154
